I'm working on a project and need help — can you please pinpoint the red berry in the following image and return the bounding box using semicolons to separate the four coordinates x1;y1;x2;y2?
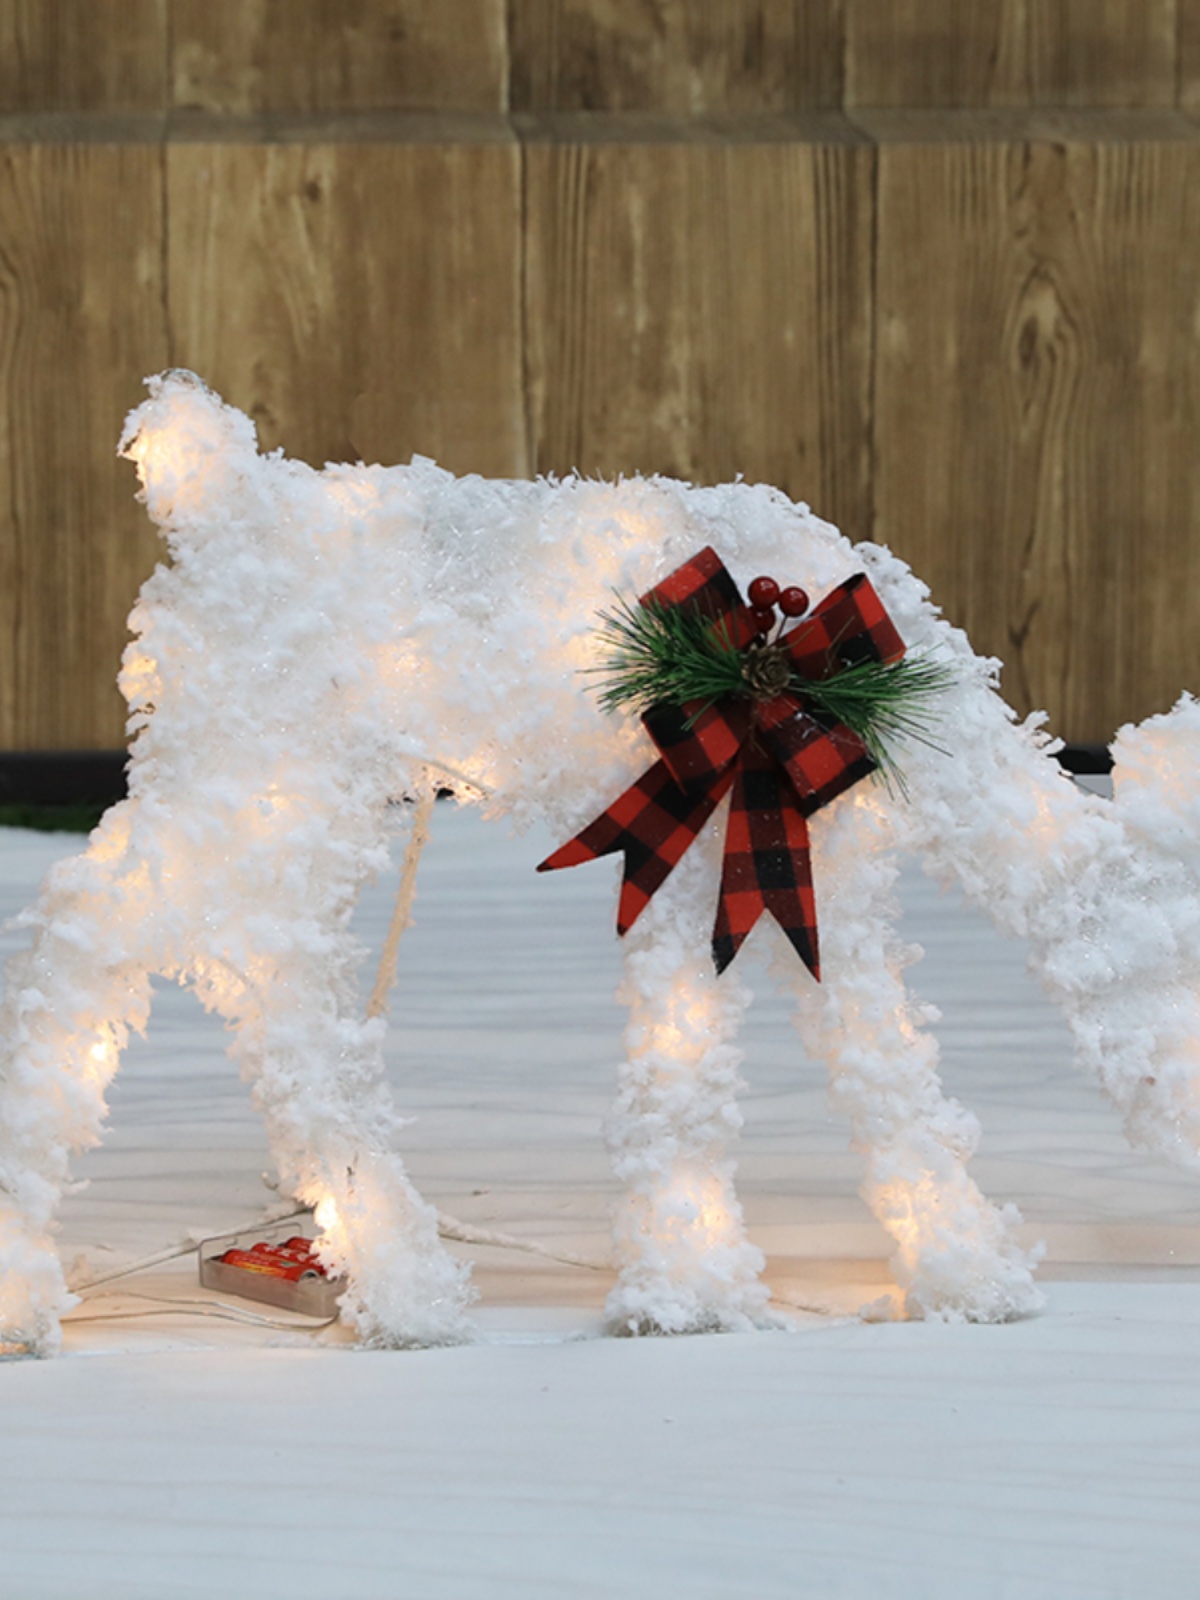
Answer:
750;606;775;635
778;585;810;618
748;576;780;609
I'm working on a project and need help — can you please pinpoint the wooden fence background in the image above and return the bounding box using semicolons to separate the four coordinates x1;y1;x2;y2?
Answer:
4;1;1200;749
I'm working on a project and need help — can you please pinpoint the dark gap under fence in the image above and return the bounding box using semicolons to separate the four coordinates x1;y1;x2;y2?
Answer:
0;743;1116;834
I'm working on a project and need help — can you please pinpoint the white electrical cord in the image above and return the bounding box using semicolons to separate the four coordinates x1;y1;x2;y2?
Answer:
66;1205;612;1316
63;1291;337;1332
434;1211;610;1272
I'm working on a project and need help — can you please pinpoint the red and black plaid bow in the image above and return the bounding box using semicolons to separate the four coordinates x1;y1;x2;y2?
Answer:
538;547;905;979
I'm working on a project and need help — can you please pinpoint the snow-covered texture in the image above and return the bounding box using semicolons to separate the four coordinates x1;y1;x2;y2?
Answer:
869;548;1200;1184
607;825;771;1334
782;791;1046;1322
12;1293;1200;1600
0;743;471;1356
2;367;1200;1355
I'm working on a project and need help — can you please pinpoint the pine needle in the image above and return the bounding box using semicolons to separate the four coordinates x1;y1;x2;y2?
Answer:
801;654;955;791
588;589;954;785
588;595;745;717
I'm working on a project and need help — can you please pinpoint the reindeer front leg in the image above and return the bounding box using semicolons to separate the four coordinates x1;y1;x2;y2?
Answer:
786;795;1044;1322
216;948;473;1349
175;786;474;1351
0;815;156;1354
0;955;150;1355
605;818;772;1334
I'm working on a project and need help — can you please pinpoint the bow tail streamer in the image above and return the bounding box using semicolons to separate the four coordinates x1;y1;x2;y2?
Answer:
538;759;735;934
712;740;819;979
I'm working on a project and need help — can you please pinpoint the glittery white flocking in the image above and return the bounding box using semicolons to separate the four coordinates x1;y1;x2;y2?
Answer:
3;369;1200;1355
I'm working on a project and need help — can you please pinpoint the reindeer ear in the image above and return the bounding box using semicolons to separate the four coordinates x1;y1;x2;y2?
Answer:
121;371;263;539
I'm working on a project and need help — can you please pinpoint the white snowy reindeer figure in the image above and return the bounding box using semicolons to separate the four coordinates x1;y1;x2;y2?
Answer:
3;368;1200;1356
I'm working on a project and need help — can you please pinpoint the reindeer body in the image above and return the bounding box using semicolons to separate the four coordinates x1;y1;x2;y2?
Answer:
2;370;1199;1355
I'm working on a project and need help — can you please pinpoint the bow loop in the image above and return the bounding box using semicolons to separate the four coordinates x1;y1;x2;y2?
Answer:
782;571;905;681
643;545;758;651
641;697;750;794
754;693;874;817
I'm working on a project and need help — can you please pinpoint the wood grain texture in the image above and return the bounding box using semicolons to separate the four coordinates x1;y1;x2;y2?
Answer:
1025;0;1179;107
165;135;526;477
1179;0;1200;111
846;0;1178;109
871;119;1200;738
0;0;167;113
0;143;166;749
508;1;847;112
520;114;873;536
0;1;1185;120
170;0;507;114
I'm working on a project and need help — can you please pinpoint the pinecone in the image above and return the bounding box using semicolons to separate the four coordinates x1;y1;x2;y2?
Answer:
741;643;791;700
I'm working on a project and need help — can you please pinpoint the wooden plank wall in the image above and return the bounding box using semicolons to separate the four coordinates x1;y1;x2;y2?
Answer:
4;2;1200;748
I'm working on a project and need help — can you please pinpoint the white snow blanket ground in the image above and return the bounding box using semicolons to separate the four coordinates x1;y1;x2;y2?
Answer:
3;800;1200;1600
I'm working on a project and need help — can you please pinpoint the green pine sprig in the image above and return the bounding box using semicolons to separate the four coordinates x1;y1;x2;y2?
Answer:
590;595;746;716
588;591;953;787
801;652;954;786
